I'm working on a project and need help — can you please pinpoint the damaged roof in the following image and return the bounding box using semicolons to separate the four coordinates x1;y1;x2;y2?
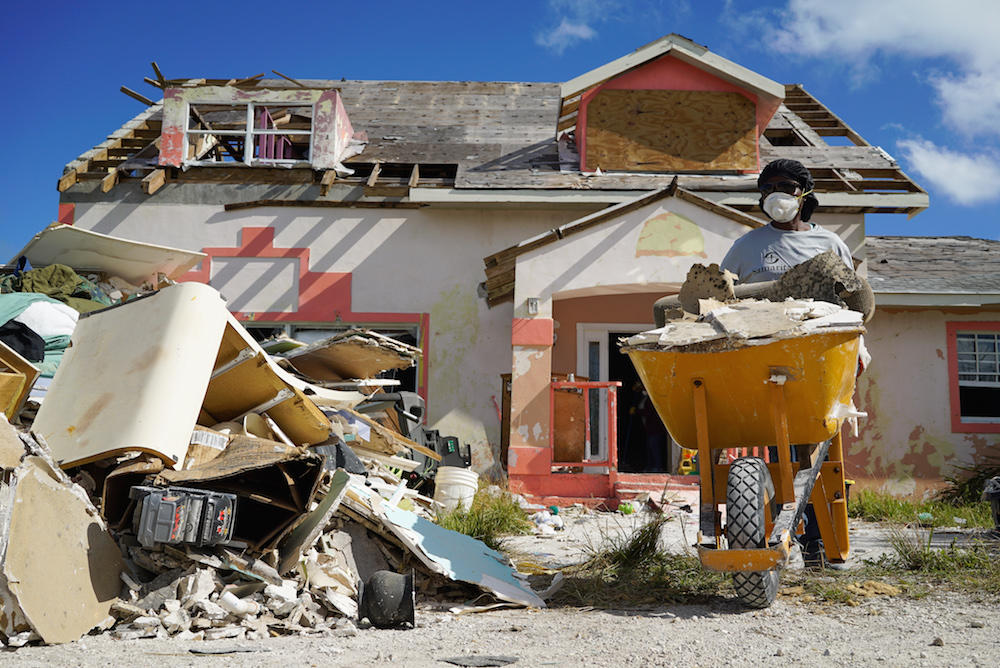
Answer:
867;236;1000;302
58;40;927;215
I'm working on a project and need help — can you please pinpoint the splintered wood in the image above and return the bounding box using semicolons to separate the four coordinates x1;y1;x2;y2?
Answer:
585;90;757;172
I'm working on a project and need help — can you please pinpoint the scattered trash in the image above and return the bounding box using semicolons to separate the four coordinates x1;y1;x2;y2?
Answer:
441;656;518;667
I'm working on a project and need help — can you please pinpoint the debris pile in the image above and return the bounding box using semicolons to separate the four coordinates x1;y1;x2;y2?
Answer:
0;227;542;649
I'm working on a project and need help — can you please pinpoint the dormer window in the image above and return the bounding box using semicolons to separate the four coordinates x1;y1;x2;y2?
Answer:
185;103;314;165
160;86;357;172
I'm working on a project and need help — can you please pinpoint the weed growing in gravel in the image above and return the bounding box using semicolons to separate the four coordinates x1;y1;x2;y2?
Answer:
848;489;993;528
861;524;1000;597
552;514;729;608
436;484;532;551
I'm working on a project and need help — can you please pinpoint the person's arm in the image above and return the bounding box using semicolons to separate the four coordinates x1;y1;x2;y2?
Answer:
719;240;743;282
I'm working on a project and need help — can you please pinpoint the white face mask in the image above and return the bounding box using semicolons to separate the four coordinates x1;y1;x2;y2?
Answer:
762;192;802;223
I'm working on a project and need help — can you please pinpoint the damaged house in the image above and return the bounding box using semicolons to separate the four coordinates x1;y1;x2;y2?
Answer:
51;34;998;500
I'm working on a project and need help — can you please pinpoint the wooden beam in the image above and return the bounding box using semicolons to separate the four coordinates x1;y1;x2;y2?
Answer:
408;164;420;188
143;77;164;89
100;170;119;193
271;69;308;89
57;171;77;192
366;161;381;188
142;169;166;195
151;61;166;87
319;169;337;196
121;86;155;106
232;73;265;86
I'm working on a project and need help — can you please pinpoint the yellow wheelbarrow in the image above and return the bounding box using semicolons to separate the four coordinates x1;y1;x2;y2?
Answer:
623;327;861;608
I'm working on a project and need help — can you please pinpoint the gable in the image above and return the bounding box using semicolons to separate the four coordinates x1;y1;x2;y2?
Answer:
577;53;772;173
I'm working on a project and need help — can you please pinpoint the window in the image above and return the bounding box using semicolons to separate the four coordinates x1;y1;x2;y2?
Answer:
947;323;1000;432
185;103;313;166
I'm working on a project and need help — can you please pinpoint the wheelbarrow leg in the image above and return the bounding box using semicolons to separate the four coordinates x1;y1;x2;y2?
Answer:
767;438;832;547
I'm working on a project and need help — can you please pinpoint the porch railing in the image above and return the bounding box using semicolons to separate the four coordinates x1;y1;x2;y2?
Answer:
549;380;622;471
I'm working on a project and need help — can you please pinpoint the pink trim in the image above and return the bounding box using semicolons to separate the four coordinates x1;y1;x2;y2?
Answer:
57;203;75;225
946;321;1000;434
577;54;770;172
180;226;430;400
511;318;553;346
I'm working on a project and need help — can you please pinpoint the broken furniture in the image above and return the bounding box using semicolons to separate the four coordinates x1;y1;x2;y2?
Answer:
622;298;863;608
32;282;356;470
0;342;38;421
281;328;421;384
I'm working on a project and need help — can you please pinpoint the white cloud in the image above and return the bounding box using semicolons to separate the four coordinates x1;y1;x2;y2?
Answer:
535;18;597;54
897;138;1000;206
766;1;1000;140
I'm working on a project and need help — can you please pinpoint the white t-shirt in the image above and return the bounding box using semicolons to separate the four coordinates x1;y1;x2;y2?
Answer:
720;223;854;284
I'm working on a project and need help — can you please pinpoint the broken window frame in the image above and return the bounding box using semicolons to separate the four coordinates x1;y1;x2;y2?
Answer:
184;102;314;167
954;330;1000;425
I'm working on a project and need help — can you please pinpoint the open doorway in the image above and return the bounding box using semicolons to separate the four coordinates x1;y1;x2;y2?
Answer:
608;331;674;473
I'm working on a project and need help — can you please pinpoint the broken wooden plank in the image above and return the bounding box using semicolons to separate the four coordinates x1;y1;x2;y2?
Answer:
319;169;337;196
151;61;166;87
232;73;265;86
142;169;166;195
121;86;155;106
366;161;381;188
143;76;163;89
271;69;308;89
408;164;420;188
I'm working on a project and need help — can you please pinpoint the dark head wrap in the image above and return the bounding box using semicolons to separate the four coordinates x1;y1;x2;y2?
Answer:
758;158;819;222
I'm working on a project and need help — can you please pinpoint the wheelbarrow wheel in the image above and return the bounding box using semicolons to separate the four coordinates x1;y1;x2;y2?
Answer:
727;456;779;608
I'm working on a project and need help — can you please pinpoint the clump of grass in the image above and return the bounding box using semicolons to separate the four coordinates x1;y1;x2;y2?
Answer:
553;515;729;607
848;489;993;528
938;454;1000;505
862;523;1000;597
435;484;532;551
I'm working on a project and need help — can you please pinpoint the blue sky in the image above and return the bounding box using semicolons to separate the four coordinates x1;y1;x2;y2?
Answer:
2;0;998;261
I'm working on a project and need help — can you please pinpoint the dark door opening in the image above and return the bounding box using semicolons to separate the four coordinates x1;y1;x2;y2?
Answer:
609;332;673;473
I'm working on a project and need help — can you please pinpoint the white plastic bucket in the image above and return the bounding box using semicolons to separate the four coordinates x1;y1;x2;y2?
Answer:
434;466;479;513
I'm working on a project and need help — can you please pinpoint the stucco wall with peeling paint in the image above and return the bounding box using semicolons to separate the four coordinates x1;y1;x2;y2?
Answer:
847;307;1000;496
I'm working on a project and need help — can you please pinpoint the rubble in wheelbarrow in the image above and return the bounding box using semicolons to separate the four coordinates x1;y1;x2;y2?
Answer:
0;278;545;649
623;262;865;353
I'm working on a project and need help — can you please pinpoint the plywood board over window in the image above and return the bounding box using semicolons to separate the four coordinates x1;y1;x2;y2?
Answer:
585;90;757;172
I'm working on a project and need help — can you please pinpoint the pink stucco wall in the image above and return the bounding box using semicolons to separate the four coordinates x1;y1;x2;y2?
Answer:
847;306;1000;496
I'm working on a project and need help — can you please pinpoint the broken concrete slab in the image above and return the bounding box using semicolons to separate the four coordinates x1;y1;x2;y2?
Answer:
11;223;205;286
0;458;123;644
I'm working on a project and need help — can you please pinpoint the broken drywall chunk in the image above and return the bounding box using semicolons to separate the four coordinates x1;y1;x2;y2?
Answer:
177;568;220;609
0;413;23;469
0;459;123;644
677;263;736;315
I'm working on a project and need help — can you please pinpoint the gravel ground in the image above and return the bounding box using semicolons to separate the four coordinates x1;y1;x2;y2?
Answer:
6;507;998;667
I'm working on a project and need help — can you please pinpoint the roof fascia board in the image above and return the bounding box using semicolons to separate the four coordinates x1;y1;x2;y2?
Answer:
416;187;929;213
560;34;784;101
874;293;1000;307
701;190;930;212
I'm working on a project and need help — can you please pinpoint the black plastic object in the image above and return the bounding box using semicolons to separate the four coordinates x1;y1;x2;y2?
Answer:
438;435;471;469
984;476;1000;530
313;437;367;475
357;570;415;629
130;485;237;549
